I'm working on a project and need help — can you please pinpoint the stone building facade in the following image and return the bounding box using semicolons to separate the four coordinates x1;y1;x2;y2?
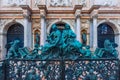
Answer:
0;0;120;60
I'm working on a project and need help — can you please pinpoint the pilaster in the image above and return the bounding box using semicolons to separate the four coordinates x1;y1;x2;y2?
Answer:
20;5;32;49
89;5;100;51
38;5;47;46
74;5;83;42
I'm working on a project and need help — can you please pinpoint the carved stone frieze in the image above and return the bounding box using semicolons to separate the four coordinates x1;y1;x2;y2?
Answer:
32;19;40;29
34;0;41;7
3;0;27;7
77;0;87;6
81;20;89;29
50;0;72;7
94;0;119;7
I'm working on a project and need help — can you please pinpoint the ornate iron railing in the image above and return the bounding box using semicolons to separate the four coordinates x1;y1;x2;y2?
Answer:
0;59;120;80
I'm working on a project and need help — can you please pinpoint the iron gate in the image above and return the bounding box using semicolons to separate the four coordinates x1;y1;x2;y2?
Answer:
0;59;120;80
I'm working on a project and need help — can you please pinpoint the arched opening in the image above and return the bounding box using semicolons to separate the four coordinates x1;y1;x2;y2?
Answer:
97;23;115;48
33;29;40;47
81;29;87;46
47;20;74;34
50;22;66;33
7;23;24;51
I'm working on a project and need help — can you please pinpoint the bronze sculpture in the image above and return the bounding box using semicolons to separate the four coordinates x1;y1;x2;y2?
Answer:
6;40;20;59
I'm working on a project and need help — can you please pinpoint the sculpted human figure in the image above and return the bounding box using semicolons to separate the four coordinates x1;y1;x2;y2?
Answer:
104;39;118;58
82;32;87;46
6;40;20;59
62;24;83;60
40;24;61;60
34;33;40;49
96;39;118;58
84;45;91;58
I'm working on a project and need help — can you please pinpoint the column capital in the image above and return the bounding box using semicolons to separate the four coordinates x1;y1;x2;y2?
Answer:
74;5;83;19
37;5;47;10
74;5;83;11
40;10;46;18
90;14;98;19
89;5;100;20
38;5;47;18
20;5;31;21
75;9;82;19
89;5;100;13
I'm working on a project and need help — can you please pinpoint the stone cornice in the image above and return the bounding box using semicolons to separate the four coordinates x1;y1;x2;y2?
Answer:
37;5;47;11
37;5;47;18
1;9;120;14
89;5;101;13
20;5;32;21
74;5;83;11
20;5;32;11
99;10;120;14
47;10;74;14
0;5;120;19
0;10;23;14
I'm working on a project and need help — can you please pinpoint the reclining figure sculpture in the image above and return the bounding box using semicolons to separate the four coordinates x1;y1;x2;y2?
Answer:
94;39;118;58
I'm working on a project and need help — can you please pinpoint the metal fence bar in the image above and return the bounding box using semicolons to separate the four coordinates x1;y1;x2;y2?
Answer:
0;59;120;80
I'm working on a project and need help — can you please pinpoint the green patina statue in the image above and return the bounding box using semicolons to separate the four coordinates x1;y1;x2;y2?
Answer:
40;24;61;60
84;45;91;58
95;39;118;58
25;35;40;59
6;40;20;59
5;24;118;59
62;24;84;60
35;33;40;48
82;32;87;46
39;23;87;60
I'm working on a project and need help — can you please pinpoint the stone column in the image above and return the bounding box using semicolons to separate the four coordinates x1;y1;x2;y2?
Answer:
38;5;47;46
92;15;98;50
74;5;83;42
76;14;81;42
89;5;100;50
89;19;93;48
40;15;46;46
20;5;32;49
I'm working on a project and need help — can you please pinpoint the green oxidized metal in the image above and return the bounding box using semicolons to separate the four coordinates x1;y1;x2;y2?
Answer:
1;23;119;80
5;23;118;60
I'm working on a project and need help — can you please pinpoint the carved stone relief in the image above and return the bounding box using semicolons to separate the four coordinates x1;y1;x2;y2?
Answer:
94;0;119;7
32;19;40;30
34;0;41;7
81;20;89;29
50;0;72;7
77;0;87;6
3;0;27;7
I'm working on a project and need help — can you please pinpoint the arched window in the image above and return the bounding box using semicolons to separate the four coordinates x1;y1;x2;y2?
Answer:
97;23;115;48
7;23;24;51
